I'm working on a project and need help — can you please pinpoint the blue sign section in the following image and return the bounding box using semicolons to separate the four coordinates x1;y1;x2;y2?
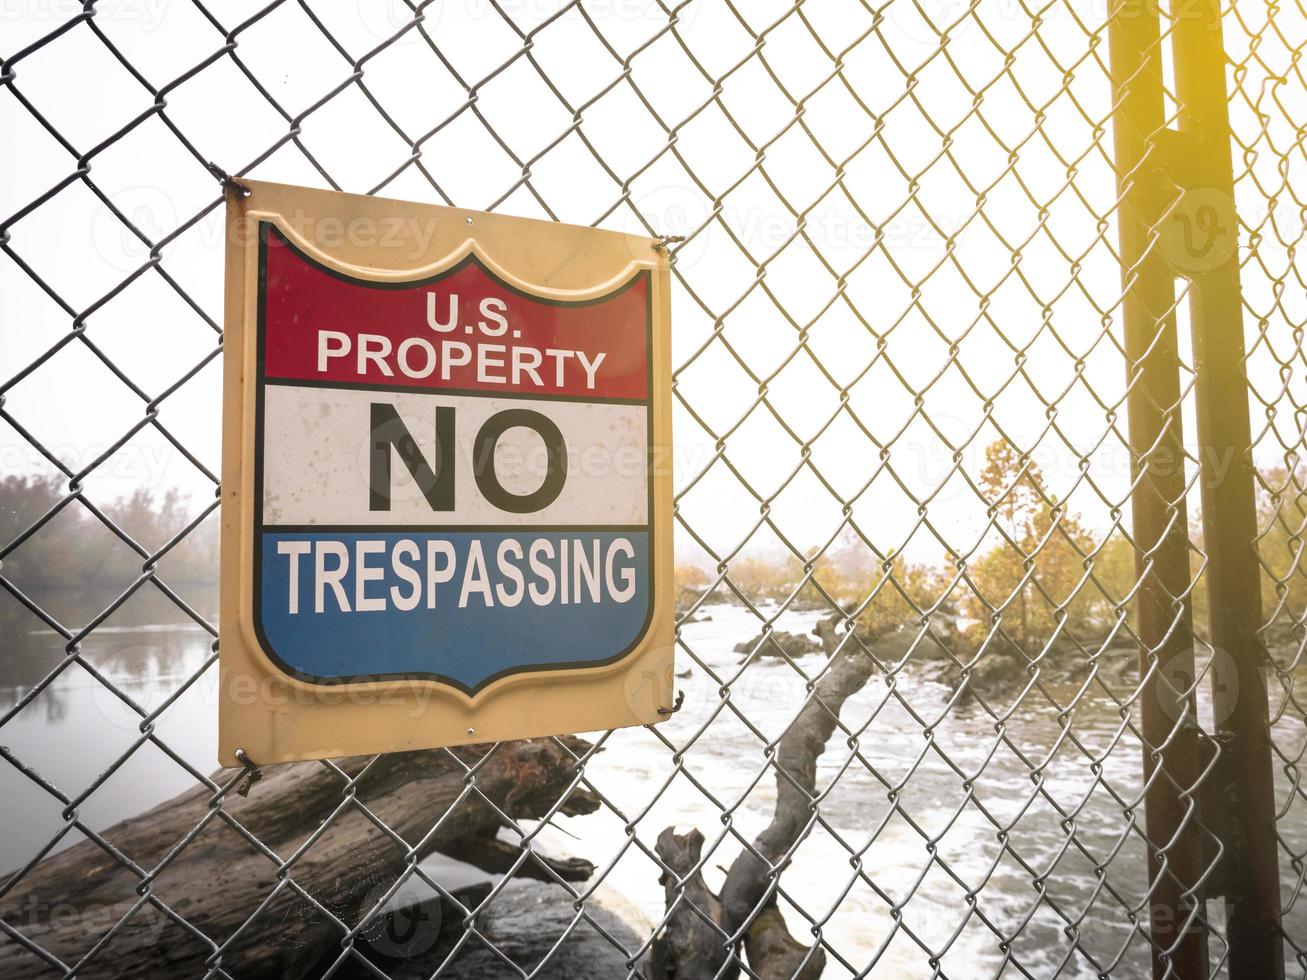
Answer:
257;530;651;691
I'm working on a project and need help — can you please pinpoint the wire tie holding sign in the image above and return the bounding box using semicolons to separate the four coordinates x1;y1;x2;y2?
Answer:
657;690;685;716
651;234;685;253
207;161;251;198
233;748;263;797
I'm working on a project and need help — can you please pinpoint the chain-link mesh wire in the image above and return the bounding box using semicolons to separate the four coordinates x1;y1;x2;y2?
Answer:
0;0;1301;976
1229;0;1307;966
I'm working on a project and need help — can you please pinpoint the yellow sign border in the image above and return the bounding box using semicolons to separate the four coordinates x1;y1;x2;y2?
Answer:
218;180;674;766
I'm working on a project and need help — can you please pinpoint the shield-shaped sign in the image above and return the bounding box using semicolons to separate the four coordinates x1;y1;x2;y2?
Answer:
219;181;673;765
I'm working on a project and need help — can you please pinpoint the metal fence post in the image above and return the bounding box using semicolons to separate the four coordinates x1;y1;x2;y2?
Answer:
1107;2;1211;977
1169;0;1285;976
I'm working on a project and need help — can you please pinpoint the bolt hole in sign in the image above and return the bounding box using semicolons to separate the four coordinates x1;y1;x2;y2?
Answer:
219;181;673;765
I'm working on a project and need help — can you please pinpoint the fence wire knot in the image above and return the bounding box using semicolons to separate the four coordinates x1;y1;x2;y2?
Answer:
651;234;686;253
207;161;251;198
233;749;263;798
657;690;686;716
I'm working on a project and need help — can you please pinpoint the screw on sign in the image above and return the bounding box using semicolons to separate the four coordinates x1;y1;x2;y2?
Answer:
218;181;674;765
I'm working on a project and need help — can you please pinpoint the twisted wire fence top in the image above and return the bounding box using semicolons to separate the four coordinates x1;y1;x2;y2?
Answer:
0;0;1302;977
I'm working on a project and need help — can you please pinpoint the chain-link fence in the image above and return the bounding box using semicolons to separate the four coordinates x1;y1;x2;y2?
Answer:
1;0;1304;976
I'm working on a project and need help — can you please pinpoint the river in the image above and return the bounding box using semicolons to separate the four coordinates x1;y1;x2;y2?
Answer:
2;593;1304;977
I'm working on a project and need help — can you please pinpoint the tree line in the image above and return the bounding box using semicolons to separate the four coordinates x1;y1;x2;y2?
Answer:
679;440;1307;654
0;474;218;591
6;439;1306;653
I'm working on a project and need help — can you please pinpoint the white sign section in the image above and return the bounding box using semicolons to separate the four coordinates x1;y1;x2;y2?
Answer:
252;222;654;694
261;387;648;527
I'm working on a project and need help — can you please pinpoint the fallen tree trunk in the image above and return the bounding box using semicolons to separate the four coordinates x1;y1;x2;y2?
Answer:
653;630;916;978
718;638;889;934
649;828;738;980
0;738;597;979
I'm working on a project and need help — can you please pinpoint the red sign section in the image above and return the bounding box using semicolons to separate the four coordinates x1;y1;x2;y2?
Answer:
260;226;649;401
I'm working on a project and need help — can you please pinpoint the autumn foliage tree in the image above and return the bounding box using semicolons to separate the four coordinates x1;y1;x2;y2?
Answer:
962;441;1115;652
659;441;1158;655
674;562;713;609
1254;465;1307;627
